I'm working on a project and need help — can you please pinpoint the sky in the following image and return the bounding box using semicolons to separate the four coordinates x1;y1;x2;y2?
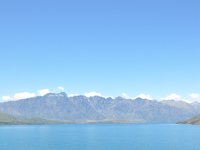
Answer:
0;0;200;102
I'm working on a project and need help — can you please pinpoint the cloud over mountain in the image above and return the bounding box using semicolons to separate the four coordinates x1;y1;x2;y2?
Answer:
136;93;153;100
84;91;103;97
2;88;51;102
2;92;36;101
162;93;182;101
2;88;200;104
189;93;200;102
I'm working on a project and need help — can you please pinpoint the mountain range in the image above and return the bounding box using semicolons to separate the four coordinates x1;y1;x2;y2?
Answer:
0;92;200;124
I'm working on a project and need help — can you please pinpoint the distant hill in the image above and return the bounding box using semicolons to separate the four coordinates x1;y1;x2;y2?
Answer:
0;111;20;124
0;111;64;125
177;114;200;125
0;92;200;124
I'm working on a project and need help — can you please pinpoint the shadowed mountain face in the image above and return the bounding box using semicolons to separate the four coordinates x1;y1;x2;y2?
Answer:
0;93;200;123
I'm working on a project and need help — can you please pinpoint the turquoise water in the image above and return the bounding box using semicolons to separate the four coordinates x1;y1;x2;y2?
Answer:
0;124;199;150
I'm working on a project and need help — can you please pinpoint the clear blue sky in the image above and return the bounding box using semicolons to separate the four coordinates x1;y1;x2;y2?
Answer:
0;0;200;100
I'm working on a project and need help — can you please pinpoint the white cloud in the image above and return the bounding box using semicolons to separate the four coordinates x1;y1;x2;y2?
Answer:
189;93;200;99
189;93;200;102
1;88;51;102
13;92;36;100
84;91;102;97
58;86;65;91
68;93;80;97
121;93;130;99
38;89;50;96
2;96;12;101
136;93;153;100
162;93;182;101
2;92;36;101
1;88;52;102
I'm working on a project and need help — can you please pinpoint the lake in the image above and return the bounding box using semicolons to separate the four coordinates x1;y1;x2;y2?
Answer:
0;124;199;150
